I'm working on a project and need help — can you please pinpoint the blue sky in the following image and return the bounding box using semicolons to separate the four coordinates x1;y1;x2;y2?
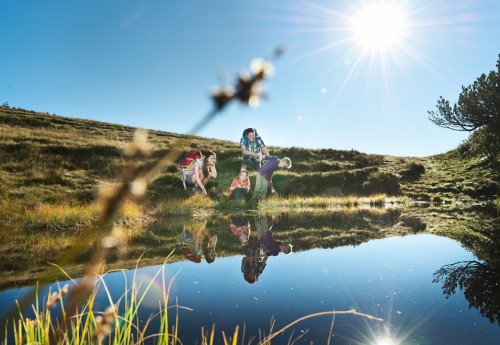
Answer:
1;0;499;157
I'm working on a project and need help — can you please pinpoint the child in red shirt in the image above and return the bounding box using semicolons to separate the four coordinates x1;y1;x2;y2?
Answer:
228;169;251;200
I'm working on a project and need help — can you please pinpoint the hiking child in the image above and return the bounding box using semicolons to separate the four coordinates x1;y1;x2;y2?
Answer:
228;169;251;200
253;156;292;200
181;150;217;196
240;128;269;170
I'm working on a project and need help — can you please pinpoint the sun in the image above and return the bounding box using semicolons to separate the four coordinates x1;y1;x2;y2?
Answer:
350;2;407;51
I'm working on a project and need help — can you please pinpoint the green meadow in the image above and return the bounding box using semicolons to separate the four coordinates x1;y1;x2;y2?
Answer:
1;106;497;213
1;105;499;344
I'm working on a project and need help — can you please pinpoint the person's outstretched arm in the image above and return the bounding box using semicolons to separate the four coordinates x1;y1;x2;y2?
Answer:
261;146;270;156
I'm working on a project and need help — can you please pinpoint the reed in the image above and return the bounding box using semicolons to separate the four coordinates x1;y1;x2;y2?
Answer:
8;261;180;344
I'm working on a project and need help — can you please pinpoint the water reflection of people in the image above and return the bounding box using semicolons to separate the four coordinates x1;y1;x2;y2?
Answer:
253;214;274;239
178;221;217;263
253;214;292;255
241;215;292;284
259;228;293;256
228;215;251;246
241;238;267;284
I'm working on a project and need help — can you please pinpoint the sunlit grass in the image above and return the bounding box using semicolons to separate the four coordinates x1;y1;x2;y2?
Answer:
25;203;100;232
23;200;146;233
151;195;216;217
0;197;24;225
182;194;216;209
24;232;76;255
259;194;409;212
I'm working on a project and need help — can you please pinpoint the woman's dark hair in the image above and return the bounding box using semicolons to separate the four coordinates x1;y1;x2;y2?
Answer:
204;150;216;159
202;150;216;177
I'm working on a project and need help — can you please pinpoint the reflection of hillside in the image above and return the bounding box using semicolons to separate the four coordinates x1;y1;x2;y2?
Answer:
0;209;421;290
433;214;500;325
7;208;497;291
269;210;402;251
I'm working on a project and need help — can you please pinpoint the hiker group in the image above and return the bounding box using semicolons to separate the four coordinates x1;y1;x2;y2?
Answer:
179;128;292;200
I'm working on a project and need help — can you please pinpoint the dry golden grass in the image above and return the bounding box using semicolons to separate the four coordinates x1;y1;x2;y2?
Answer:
259;194;409;213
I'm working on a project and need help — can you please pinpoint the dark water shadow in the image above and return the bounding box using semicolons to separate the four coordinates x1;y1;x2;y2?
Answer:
432;215;500;325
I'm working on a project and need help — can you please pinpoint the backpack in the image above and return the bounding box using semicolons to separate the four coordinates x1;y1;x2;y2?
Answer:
179;149;203;189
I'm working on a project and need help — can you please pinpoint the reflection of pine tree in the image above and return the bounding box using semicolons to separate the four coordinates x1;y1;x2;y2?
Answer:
433;214;500;325
433;260;500;325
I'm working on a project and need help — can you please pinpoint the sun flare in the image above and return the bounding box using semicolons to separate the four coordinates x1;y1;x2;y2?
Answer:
350;2;407;50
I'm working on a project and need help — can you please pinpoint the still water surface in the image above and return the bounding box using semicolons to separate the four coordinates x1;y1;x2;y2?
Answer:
1;214;500;344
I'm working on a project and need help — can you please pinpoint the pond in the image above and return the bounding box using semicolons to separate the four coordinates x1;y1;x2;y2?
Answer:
1;211;500;344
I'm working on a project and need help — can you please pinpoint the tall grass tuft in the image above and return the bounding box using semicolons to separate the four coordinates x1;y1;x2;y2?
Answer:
23;200;145;233
25;203;100;232
8;260;193;345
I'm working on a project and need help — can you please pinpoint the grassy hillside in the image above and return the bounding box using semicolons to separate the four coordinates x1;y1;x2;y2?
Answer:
1;106;497;212
1;106;499;289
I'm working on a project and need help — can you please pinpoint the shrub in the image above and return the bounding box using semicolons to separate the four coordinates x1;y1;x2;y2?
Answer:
279;146;314;161
342;170;372;194
362;172;400;195
401;216;427;231
401;162;426;181
353;154;385;168
432;196;443;204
